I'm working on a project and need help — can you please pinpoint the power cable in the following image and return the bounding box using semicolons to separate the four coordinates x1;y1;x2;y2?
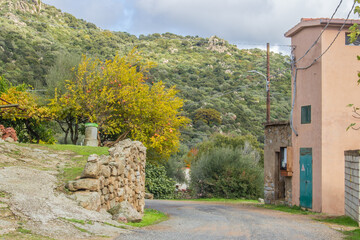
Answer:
290;0;356;136
294;0;344;64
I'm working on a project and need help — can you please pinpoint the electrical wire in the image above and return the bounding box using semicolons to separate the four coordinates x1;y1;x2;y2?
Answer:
289;1;356;136
294;0;344;64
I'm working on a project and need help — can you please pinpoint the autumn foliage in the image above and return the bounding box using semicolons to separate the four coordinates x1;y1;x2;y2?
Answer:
50;50;189;159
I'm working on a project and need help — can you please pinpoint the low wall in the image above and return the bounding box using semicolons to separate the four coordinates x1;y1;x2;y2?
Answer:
66;139;146;215
345;150;360;224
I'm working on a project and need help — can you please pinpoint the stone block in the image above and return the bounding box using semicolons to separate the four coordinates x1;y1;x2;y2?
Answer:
102;187;108;195
73;191;101;211
73;179;100;191
101;165;111;178
81;162;100;178
111;166;118;176
104;178;109;186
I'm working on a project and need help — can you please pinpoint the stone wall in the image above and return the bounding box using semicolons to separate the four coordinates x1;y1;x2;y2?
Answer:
345;150;360;224
66;139;146;219
264;121;292;205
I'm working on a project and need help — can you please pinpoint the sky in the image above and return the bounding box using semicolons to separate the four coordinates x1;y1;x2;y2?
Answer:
42;0;357;53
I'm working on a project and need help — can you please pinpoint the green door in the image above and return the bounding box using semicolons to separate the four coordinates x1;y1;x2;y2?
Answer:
300;148;312;209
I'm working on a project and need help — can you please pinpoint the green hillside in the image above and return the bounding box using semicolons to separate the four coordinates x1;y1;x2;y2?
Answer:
0;0;291;147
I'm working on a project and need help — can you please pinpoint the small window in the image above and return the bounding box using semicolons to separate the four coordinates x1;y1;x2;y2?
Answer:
280;147;287;171
345;33;360;46
301;105;311;124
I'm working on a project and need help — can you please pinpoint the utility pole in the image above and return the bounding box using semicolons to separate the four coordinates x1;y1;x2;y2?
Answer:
266;43;270;123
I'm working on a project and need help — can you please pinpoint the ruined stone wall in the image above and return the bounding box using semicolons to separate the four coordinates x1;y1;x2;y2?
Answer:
264;121;292;205
345;150;360;224
66;139;146;215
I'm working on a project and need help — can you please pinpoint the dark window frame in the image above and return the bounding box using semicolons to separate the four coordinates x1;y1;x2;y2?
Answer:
301;105;311;124
345;32;360;46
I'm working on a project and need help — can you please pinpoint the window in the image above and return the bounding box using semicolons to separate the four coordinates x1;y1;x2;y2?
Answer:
301;105;311;124
280;147;287;171
345;33;360;46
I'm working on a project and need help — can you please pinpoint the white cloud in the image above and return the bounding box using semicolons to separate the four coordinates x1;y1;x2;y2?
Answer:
42;0;358;46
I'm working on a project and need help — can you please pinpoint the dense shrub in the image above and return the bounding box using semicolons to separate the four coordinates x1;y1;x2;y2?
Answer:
145;163;176;199
191;147;263;199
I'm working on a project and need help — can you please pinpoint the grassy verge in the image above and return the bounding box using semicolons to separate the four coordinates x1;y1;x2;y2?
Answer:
258;204;318;215
314;216;358;227
125;208;168;228
43;144;109;157
169;198;259;204
344;229;360;239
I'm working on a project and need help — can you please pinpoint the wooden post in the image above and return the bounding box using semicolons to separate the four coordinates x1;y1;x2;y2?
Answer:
266;43;270;123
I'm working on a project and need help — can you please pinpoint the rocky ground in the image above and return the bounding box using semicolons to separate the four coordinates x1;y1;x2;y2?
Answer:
0;142;131;239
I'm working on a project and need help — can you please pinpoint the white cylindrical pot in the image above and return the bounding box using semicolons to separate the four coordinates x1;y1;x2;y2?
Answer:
84;123;98;147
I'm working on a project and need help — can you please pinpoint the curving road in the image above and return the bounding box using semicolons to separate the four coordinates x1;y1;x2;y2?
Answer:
118;200;344;240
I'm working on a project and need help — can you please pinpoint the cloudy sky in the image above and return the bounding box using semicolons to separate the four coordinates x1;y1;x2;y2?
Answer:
42;0;356;52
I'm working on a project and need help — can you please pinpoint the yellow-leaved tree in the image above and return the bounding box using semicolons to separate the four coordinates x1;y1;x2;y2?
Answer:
50;49;189;160
0;84;54;143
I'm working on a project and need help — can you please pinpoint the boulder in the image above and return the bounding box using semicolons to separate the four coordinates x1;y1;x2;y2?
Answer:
73;191;101;211
110;201;143;223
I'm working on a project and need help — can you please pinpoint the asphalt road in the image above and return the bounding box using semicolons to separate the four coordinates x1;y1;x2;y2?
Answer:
117;200;344;240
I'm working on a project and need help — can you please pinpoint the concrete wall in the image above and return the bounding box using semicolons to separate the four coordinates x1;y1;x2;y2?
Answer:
320;28;360;215
290;26;323;212
345;150;360;223
264;121;292;205
289;22;360;214
66;139;146;215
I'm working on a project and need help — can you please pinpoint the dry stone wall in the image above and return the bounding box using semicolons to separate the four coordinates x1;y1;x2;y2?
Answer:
66;139;146;218
345;150;360;224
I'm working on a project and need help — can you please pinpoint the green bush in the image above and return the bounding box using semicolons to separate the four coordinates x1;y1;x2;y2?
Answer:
190;147;263;199
145;164;176;199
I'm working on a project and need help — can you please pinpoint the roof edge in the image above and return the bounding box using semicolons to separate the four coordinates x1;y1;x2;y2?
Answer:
285;18;360;38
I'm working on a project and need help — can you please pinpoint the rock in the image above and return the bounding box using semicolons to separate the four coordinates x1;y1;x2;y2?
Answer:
73;191;101;211
110;201;143;223
65;181;76;192
72;179;100;191
88;154;99;163
81;162;100;178
145;193;154;200
258;198;265;204
101;165;111;178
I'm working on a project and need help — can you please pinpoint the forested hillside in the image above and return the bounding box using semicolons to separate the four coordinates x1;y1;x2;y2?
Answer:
0;0;291;147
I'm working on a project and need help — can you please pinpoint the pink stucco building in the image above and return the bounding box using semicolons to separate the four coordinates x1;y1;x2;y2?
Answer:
285;18;360;214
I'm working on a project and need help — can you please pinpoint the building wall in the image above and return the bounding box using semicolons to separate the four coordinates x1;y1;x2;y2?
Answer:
344;150;360;223
320;28;360;214
264;122;292;204
291;26;323;212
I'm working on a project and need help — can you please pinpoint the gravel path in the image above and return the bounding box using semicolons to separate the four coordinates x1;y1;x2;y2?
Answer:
118;200;344;240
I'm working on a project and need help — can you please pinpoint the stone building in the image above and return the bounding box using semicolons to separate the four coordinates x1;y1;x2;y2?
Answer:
264;121;292;205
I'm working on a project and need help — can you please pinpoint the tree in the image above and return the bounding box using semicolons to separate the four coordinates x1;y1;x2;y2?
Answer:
0;82;54;143
51;49;189;159
194;108;222;126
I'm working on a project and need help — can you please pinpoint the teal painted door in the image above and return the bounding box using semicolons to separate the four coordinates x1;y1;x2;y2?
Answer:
300;148;312;209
